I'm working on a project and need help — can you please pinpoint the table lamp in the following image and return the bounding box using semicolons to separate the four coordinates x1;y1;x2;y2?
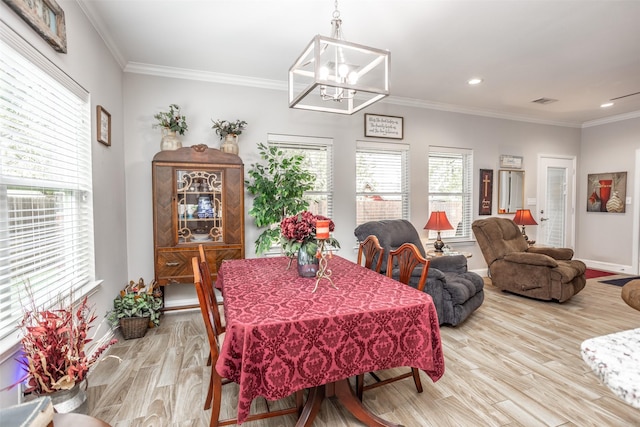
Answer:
513;209;537;244
424;211;454;252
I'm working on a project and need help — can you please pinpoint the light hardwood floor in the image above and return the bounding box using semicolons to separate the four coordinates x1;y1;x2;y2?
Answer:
87;276;640;426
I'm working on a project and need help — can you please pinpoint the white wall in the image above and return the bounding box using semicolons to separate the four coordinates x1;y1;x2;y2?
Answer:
578;117;640;273
123;72;582;306
0;0;127;407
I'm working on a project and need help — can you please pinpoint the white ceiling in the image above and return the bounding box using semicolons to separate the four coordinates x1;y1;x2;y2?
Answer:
78;0;640;127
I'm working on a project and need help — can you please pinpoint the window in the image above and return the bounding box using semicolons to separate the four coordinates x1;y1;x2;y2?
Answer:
0;24;94;352
428;146;473;241
356;141;409;225
267;134;333;217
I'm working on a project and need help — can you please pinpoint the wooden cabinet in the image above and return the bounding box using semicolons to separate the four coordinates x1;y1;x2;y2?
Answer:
152;145;244;307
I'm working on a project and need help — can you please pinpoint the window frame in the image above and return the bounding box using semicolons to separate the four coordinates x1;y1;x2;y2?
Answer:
355;140;410;226
427;146;474;242
0;22;96;357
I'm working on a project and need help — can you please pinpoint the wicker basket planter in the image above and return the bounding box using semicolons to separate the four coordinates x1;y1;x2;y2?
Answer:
119;316;150;340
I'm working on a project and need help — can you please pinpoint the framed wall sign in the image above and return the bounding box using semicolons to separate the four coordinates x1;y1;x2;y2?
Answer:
97;105;111;147
364;114;403;139
3;0;67;53
499;155;523;169
479;169;493;215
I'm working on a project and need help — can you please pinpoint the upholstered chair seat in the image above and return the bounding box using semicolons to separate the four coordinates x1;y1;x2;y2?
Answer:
355;219;484;326
472;217;586;302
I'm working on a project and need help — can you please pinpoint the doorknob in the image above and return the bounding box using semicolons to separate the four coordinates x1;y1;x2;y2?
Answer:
539;209;548;221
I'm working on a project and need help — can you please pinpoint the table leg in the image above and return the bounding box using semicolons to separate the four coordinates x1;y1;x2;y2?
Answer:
295;385;325;427
333;379;402;427
295;380;402;427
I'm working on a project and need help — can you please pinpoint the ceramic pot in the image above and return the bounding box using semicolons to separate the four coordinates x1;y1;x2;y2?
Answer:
297;242;319;278
220;134;239;155
161;128;182;151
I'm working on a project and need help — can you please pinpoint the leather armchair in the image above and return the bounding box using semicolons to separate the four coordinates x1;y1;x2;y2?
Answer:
354;219;484;326
472;217;586;302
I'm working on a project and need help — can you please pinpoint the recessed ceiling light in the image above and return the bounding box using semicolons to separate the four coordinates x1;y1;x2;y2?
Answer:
467;78;483;85
600;102;614;108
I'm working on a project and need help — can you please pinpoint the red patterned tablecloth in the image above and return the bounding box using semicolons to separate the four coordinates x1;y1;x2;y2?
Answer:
215;256;445;423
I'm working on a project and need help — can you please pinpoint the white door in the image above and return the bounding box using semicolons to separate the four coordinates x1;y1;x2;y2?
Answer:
536;155;576;248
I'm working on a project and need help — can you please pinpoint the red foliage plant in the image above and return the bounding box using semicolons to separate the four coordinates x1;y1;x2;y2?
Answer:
14;296;117;394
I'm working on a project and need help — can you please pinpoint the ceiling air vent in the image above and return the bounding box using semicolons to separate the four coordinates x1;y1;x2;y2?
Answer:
531;97;558;105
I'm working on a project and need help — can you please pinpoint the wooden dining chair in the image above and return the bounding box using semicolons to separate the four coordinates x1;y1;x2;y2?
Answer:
199;244;224;334
356;235;384;273
355;242;430;400
191;258;303;427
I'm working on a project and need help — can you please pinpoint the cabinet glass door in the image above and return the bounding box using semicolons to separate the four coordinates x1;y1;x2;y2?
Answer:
176;169;223;243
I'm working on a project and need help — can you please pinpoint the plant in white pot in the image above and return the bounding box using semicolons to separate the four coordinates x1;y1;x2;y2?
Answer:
211;119;247;154
153;104;188;151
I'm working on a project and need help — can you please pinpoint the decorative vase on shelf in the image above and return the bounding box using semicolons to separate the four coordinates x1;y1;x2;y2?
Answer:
297;241;319;278
161;128;182;151
220;134;239;155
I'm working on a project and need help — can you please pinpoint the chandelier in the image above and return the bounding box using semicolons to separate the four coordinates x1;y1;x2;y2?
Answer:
288;1;390;114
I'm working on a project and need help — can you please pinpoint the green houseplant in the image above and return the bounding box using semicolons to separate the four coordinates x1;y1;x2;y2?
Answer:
211;119;247;139
245;142;316;255
153;104;188;135
107;279;163;339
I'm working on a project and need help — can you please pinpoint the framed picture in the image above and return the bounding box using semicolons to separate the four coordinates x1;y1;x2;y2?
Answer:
587;172;627;213
479;169;493;215
97;105;111;147
499;155;523;169
364;114;403;139
3;0;67;53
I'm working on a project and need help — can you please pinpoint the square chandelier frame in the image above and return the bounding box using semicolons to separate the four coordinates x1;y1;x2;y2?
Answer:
289;34;390;115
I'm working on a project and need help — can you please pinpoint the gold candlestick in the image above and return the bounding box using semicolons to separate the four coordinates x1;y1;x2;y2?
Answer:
312;239;337;293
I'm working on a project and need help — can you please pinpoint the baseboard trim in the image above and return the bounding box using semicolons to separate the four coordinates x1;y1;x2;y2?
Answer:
579;259;636;275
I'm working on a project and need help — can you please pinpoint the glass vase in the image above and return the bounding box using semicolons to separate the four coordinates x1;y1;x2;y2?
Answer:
297;241;319;278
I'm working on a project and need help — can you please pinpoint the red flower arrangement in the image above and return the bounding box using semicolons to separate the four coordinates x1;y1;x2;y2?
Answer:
14;295;117;394
280;211;340;257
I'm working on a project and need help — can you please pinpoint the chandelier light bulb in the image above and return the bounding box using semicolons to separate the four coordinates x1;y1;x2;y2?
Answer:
338;63;349;78
347;71;358;84
319;66;330;80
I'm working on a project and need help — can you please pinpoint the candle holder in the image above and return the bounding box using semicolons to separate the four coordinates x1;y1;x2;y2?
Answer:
312;239;337;293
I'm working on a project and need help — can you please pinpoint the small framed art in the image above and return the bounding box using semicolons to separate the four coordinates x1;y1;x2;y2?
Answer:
479;169;493;215
97;105;111;147
3;0;67;53
364;114;403;139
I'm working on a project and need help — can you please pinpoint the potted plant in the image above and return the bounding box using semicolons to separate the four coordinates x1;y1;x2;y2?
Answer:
280;210;340;276
211;119;247;155
10;293;117;413
245;142;316;255
153;103;188;150
107;279;163;340
211;119;247;139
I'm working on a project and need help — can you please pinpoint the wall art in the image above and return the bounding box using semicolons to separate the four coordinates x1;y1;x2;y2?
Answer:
364;114;403;139
3;0;67;53
479;169;493;215
587;172;626;213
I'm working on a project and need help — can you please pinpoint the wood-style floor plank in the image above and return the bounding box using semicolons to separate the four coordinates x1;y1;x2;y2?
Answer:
87;276;640;426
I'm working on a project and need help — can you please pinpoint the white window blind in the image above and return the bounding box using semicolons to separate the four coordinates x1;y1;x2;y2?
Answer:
428;146;473;241
0;24;94;351
267;134;333;217
356;141;409;225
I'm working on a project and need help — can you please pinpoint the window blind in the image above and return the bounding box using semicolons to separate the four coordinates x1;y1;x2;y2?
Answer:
356;141;409;225
428;146;473;240
0;24;94;351
267;134;333;218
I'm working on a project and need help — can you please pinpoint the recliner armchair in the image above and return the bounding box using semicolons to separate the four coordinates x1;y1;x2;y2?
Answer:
472;217;586;302
354;219;484;326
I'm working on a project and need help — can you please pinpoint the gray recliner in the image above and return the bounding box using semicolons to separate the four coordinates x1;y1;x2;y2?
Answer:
354;219;484;326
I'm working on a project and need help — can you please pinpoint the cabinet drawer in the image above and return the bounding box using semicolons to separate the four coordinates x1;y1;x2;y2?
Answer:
155;247;243;285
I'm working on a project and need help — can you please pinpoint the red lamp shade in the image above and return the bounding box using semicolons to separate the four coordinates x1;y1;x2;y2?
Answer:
512;209;538;226
423;211;454;231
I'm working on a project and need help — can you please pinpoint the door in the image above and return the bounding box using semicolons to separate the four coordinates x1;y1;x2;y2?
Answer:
536;155;576;248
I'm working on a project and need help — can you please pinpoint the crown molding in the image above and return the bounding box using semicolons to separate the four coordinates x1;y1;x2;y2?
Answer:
582;110;640;128
77;0;127;69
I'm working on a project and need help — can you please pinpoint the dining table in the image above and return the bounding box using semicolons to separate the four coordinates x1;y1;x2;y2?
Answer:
215;255;445;426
